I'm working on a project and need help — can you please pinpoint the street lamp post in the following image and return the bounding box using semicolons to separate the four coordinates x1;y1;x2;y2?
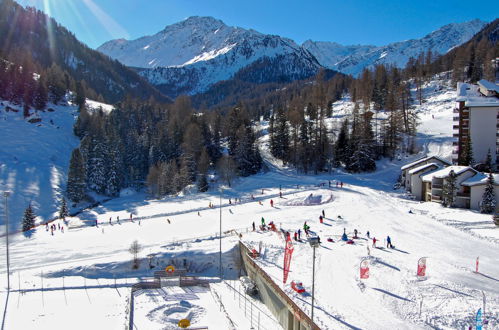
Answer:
219;188;223;280
3;191;11;292
308;236;320;324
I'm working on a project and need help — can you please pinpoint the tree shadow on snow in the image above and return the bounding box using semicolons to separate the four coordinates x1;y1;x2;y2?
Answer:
22;228;35;238
433;284;474;297
294;295;362;330
372;288;413;302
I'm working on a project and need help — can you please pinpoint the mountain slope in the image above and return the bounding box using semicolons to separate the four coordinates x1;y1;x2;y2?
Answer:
0;0;169;104
98;16;323;97
303;19;487;76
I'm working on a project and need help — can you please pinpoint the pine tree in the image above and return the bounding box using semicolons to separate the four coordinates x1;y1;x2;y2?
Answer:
106;144;123;197
33;77;48;110
234;126;262;176
67;148;86;202
480;173;496;214
484;149;492;173
459;136;474;166
334;119;349;167
197;174;209;192
442;170;458;207
87;136;107;194
59;198;69;220
22;203;36;232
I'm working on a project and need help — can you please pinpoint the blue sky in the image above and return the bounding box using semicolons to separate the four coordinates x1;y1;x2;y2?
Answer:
19;0;497;49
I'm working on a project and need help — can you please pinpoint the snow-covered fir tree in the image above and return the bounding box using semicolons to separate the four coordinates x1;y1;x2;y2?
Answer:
197;174;209;192
59;198;69;220
87;136;107;194
480;173;496;214
66;148;86;203
442;170;458;207
22;203;36;232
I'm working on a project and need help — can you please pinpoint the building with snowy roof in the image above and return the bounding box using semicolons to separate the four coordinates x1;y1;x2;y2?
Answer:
400;155;450;189
453;80;499;169
461;172;499;210
407;163;441;200
421;166;477;208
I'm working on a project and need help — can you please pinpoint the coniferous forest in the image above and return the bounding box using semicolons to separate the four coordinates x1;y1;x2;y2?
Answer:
0;0;497;203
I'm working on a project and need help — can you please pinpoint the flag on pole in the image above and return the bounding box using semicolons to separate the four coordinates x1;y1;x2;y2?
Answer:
360;259;369;279
476;308;482;330
417;257;427;278
476;257;479;273
283;234;294;284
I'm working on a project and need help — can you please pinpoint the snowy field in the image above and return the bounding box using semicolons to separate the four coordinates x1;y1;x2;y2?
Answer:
0;165;497;329
0;77;497;329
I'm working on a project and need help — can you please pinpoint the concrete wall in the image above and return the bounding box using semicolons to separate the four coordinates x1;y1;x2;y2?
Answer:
410;174;424;200
470;106;498;165
470;185;499;210
239;242;317;330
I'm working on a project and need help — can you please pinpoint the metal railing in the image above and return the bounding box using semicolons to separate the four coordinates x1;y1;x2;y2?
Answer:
240;242;320;330
220;280;282;330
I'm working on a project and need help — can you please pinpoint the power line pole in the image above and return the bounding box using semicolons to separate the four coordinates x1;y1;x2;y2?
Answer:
3;191;10;292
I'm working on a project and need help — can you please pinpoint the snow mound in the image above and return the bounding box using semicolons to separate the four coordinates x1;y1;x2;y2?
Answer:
119;187;137;197
283;193;334;206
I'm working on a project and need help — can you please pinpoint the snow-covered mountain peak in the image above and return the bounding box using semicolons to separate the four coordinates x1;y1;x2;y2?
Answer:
304;19;487;76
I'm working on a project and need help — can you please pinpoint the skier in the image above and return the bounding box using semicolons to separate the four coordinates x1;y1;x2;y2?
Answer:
353;229;358;239
117;216;120;224
251;194;255;200
261;217;265;226
372;237;377;248
130;213;133;222
45;223;48;231
167;218;171;224
229;198;232;205
297;229;301;240
294;232;298;241
328;180;331;187
319;215;323;223
198;211;200;216
252;221;255;231
336;181;339;187
279;191;282;198
341;231;348;241
303;222;310;236
340;181;343;188
109;217;112;225
387;236;392;248
262;189;264;195
317;236;321;244
366;231;370;239
322;209;325;218
270;199;274;207
61;226;64;233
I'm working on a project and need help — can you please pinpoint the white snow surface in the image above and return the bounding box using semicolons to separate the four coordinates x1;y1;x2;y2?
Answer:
1;76;497;329
0;98;113;232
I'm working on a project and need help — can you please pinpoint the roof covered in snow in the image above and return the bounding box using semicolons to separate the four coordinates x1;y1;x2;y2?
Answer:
421;165;475;182
462;172;499;187
401;156;450;171
456;82;499;107
408;163;439;175
478;79;499;93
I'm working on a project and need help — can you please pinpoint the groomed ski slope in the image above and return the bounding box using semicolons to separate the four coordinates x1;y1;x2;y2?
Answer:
0;77;497;329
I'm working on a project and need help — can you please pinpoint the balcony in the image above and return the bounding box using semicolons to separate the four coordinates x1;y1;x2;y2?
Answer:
456;192;470;199
431;195;442;201
432;183;443;189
